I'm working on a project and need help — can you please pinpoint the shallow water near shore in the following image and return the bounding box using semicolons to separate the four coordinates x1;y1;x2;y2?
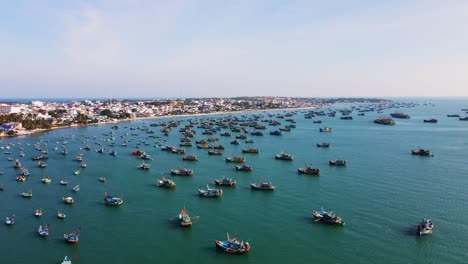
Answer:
0;98;467;264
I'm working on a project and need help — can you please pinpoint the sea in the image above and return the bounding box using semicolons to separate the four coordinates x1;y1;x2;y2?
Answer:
0;97;467;264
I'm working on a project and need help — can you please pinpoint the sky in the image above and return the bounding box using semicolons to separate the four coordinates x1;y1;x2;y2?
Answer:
1;0;468;99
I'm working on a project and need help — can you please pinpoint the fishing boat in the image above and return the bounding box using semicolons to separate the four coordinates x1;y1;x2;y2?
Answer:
60;180;69;185
140;153;153;160
230;139;240;145
198;185;223;197
312;208;345;225
329;160;347;166
156;176;176;188
34;208;43;217
182;154;198;161
104;192;124;206
16;175;26;182
390;112;411;119
417;218;434;235
75;155;83;162
73;170;80;175
235;164;252;171
81;162;87;168
225;155;245;163
38;160;47;168
171;167;193;176
269;130;282;136
298;164;320;175
242;148;259;154
64;227;82;243
5;216;15;225
319;127;332;132
38;224;49;237
208;149;223;155
214;177;237;186
374;117;396;125
14;159;22;168
20;167;29;176
109;149;117;156
31;155;48;160
96;147;104;153
214;233;250;254
57;211;66;219
0;184;4;191
84;145;91;150
62;197;74;204
275;153;294;160
99;177;106;182
411;148;433;156
317;142;330;148
20;189;33;198
250;181;275;190
72;184;80;192
61;256;72;264
179;207;192;227
137;162;151;170
41;177;52;184
423;119;438;123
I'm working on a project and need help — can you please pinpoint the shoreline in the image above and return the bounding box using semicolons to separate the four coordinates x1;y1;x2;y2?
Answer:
0;106;319;139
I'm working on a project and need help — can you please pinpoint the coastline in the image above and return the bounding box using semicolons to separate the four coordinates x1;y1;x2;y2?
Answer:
0;106;319;139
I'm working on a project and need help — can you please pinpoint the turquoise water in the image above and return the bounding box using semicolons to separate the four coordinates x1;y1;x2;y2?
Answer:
0;98;467;264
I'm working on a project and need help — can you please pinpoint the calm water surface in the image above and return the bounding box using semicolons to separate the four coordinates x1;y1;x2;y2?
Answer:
0;98;467;264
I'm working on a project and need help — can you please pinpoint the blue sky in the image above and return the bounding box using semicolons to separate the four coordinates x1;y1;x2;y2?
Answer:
1;0;467;98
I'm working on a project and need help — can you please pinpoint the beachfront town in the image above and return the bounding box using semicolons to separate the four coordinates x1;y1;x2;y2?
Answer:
0;97;386;136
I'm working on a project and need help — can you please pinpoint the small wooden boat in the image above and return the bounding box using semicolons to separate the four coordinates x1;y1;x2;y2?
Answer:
62;197;74;204
275;153;294;160
297;164;320;175
81;162;87;168
64;227;81;243
20;189;33;198
137;162;151;170
198;185;223;197
208;149;223;155
242;148;259;154
329;160;347;166
312;208;345;225
61;256;72;264
319;127;332;132
411;148;432;156
16;175;27;182
41;177;52;184
235;164;252;171
57;211;66;219
171;167;193;176
5;216;15;225
214;233;250;254
214;177;236;186
72;184;80;192
60;180;69;185
225;156;245;163
38;224;49;237
104;192;124;206
99;177;106;182
179;207;192;227
250;181;275;191
230;139;240;145
109;149;117;156
182;154;198;161
38;160;47;168
317;142;330;148
34;208;43;217
156;176;176;188
417;218;434;235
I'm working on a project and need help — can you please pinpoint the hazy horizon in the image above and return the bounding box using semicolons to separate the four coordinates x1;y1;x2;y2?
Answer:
2;1;468;98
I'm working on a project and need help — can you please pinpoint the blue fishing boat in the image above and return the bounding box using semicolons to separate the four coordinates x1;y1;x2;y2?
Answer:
104;192;124;206
417;218;434;236
198;185;223;197
178;207;192;227
64;227;81;243
312;208;345;225
38;224;49;237
214;233;250;254
61;256;72;264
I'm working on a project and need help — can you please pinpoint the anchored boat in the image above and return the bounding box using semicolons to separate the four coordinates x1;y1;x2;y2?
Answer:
214;233;250;254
